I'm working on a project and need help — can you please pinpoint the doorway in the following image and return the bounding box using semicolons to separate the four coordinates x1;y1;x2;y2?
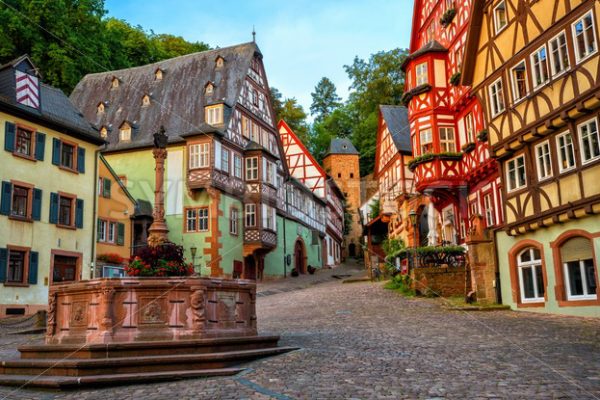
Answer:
243;255;257;280
349;243;356;258
294;239;306;274
418;206;430;246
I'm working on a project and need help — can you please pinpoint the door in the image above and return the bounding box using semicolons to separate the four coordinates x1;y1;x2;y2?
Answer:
349;243;356;258
294;240;306;274
243;255;256;280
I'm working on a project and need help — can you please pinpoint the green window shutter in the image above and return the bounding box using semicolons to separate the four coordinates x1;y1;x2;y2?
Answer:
0;181;12;215
51;138;61;165
4;122;15;152
49;192;58;224
28;251;38;284
77;147;85;173
0;248;6;282
75;199;84;229
97;218;102;242
103;178;111;198
117;222;125;245
35;132;45;161
32;188;42;221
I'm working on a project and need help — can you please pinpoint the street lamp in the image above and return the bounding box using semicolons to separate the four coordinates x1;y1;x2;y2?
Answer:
190;246;199;276
408;210;418;273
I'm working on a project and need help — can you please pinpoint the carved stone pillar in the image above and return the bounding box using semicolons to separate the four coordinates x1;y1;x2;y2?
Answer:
147;128;170;247
99;286;116;338
190;287;206;333
45;291;57;339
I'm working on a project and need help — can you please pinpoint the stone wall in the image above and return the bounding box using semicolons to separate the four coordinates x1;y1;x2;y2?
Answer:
411;266;466;297
467;240;497;304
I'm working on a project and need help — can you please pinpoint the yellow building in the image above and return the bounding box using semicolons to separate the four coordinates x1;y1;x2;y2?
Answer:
94;155;136;277
0;56;102;317
463;1;600;316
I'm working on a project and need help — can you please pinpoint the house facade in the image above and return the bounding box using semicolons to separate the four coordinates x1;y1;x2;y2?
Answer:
0;56;102;317
462;0;600;316
71;42;327;280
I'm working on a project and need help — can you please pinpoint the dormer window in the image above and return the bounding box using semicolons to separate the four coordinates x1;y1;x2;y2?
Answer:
155;68;163;81
119;122;131;142
97;102;105;114
111;77;120;89
215;56;225;68
205;105;223;125
205;83;214;95
100;126;108;138
142;95;151;107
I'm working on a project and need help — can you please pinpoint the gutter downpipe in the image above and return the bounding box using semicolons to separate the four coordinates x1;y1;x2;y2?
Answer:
90;145;104;279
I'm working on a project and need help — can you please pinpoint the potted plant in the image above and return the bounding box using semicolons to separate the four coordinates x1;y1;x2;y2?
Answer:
307;265;316;275
462;142;476;153
477;129;488;142
291;268;299;277
440;7;457;27
125;243;194;277
449;71;461;86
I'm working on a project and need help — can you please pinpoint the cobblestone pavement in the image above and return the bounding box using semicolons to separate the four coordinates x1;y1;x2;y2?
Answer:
1;276;600;399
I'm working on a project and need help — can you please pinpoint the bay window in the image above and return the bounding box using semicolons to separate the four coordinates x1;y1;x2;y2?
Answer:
189;143;210;169
439;127;456;152
245;157;258;180
419;128;433;154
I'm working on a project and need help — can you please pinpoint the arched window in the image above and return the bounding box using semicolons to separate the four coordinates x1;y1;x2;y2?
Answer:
517;247;544;303
560;237;597;300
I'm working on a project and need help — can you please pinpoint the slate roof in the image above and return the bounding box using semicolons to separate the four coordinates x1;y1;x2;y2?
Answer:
70;42;261;151
0;55;102;143
401;40;448;70
326;138;359;156
379;105;411;154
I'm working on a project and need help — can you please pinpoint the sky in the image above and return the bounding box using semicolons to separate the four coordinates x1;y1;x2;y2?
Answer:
105;0;414;118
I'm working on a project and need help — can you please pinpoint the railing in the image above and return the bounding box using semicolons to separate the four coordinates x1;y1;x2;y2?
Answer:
392;245;466;268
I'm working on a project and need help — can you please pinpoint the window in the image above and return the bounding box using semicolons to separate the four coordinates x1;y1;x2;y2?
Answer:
230;208;239;235
245;204;256;227
573;11;597;62
108;221;116;243
549;32;570;76
251;122;260;143
416;62;428;86
483;193;495;227
205;83;213;94
419;128;433;154
52;255;77;283
263;205;276;230
350;173;354;178
535;141;552;181
233;154;242;178
206;105;223;125
506;154;526;192
242;116;250;138
216;56;224;68
493;1;508;33
439;127;456;152
111;78;119;88
560;237;597;300
489;78;505;117
510;61;528;102
189;143;210;169
531;45;549;88
252;89;259;106
6;248;28;284
15;127;33;157
266;161;273;185
58;195;73;226
517;248;545;303
245;157;258;180
119;122;131;142
221;148;230;173
60;142;75;170
98;219;107;242
465;112;475;143
97;102;105;114
557;131;576;172
578;118;600;164
11;185;29;218
185;208;209;232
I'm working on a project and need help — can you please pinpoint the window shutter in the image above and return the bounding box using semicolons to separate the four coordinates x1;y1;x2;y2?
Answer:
28;251;38;285
214;141;222;170
32;188;42;221
51;138;61;165
103;178;111;198
0;181;12;215
97;218;102;242
49;192;58;224
262;158;267;182
560;237;593;262
35;132;46;161
117;222;125;245
77;147;86;173
0;248;6;282
75;199;84;229
4;122;15;152
262;204;268;228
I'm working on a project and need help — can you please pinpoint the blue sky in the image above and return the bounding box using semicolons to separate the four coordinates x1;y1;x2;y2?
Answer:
105;0;414;117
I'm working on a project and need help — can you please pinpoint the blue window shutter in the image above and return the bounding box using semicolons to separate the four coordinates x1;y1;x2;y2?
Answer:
32;188;42;221
35;132;46;161
0;181;12;215
52;138;61;165
75;198;84;228
4;122;15;152
49;192;58;224
0;248;6;282
77;147;85;173
28;251;38;284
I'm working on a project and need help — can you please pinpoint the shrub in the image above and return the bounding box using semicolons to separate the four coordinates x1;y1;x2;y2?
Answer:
126;243;193;277
384;274;415;297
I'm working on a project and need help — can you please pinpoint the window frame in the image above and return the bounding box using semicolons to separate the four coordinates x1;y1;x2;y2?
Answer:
572;10;598;63
14;125;35;159
221;148;230;174
577;117;600;165
59;140;77;171
230;207;239;235
483;192;495;227
9;182;32;220
419;128;433;155
119;123;131;142
517;247;545;303
563;258;597;301
488;78;506;118
57;193;76;228
184;207;209;233
205;105;223;125
506;154;527;192
415;62;428;86
439;126;456;153
534;140;553;181
530;44;550;90
493;0;508;34
50;250;81;285
245;157;259;181
548;31;570;78
464;112;475;143
510;61;528;103
233;153;243;178
189;142;210;169
245;203;256;227
5;245;30;285
556;131;577;173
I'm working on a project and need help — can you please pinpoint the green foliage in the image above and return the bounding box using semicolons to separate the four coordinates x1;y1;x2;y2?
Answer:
415;245;466;257
342;198;353;236
279;97;310;144
384;274;415;297
408;152;463;171
310;77;341;122
449;71;461;86
439;8;457;27
369;198;381;220
0;1;209;93
382;238;406;258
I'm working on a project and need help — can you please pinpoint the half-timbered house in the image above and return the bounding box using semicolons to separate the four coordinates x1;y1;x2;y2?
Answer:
462;0;600;316
71;42;326;280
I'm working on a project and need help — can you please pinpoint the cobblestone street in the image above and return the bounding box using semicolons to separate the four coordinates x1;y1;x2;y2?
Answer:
1;270;599;400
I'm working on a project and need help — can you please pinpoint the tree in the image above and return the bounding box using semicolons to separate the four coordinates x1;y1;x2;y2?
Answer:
310;77;341;122
269;86;284;123
310;105;355;162
279;98;310;144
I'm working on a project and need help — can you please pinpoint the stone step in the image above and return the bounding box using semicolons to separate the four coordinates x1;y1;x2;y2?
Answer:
0;346;298;377
19;335;282;359
0;367;245;389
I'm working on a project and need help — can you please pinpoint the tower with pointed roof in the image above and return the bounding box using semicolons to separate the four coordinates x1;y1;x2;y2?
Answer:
323;138;362;259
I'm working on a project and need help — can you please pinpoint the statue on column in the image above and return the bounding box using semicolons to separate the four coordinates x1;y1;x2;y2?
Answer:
147;126;170;247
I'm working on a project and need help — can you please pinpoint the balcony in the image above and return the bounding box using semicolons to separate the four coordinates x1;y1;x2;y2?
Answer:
187;168;244;197
243;228;277;256
408;153;464;192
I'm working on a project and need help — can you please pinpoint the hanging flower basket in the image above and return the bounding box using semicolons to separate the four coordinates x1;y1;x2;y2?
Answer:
449;71;461;86
440;8;457;27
